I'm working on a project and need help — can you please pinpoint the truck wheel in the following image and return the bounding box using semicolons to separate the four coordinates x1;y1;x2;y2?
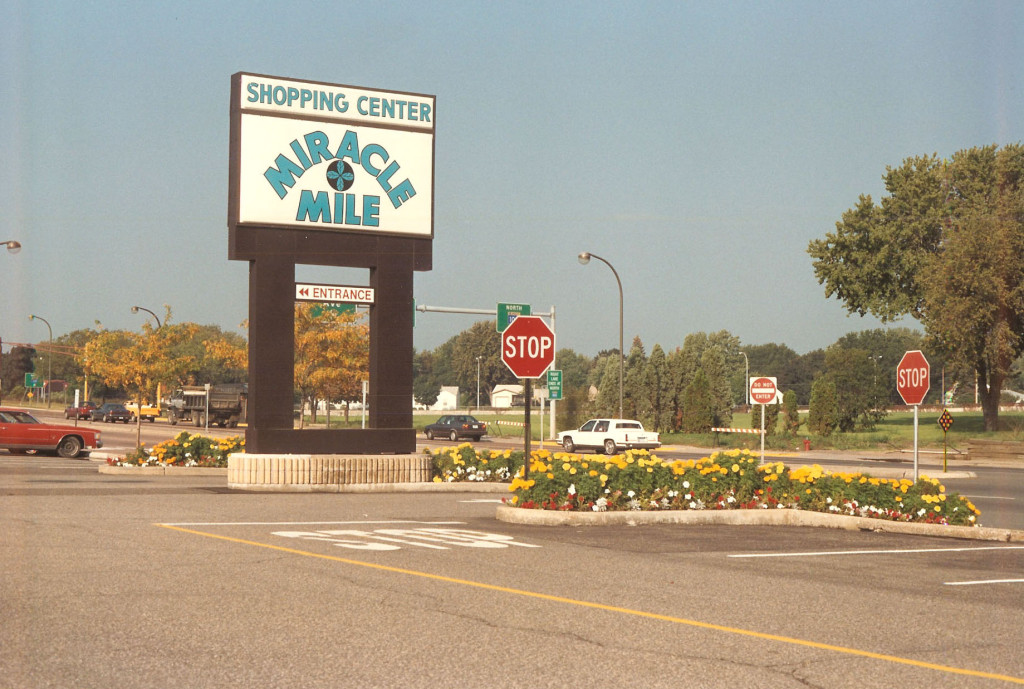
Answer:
562;437;575;453
57;436;82;459
169;412;177;426
604;439;617;455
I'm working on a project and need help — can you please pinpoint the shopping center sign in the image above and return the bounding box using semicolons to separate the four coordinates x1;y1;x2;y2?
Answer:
230;73;435;239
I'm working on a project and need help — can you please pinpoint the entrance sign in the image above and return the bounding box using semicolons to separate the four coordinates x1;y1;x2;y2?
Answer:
501;316;556;379
295;283;375;304
896;350;930;405
229;72;435;454
896;350;931;482
749;377;778;405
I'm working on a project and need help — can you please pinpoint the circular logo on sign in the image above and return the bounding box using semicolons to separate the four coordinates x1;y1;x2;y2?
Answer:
326;161;355;191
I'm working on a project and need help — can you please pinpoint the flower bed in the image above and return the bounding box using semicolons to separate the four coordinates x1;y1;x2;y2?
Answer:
430;445;980;527
110;431;244;468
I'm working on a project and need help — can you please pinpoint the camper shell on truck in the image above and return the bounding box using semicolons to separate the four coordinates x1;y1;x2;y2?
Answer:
165;384;247;428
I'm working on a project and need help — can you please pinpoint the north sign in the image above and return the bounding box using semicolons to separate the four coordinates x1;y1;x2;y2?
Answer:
896;350;930;406
501;316;555;379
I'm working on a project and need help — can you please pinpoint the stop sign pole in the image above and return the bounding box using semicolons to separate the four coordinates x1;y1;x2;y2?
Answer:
501;316;556;479
897;350;931;482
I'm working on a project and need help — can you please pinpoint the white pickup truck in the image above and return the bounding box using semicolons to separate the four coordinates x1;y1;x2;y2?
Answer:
557;418;661;455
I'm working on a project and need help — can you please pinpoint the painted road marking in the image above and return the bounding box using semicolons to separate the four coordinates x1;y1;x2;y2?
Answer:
156;523;1024;685
729;546;1024;559
945;579;1024;586
458;499;505;503
159;520;465;527
273;527;541;551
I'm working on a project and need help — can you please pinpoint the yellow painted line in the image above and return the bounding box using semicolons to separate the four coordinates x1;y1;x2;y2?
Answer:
157;523;1024;685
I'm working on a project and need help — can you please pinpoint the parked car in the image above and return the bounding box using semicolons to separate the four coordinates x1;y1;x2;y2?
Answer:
423;414;487;441
0;407;103;458
64;400;98;420
92;403;134;423
557;418;661;455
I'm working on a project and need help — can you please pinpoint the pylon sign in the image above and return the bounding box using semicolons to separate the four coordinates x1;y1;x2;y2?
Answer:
501;316;555;379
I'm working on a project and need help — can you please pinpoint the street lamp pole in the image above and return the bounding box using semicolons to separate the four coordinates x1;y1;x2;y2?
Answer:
131;305;162;328
578;252;623;418
475;356;481;412
740;351;749;405
28;314;53;408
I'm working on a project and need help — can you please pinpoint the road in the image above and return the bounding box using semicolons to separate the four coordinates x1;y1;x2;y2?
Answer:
2;426;1023;688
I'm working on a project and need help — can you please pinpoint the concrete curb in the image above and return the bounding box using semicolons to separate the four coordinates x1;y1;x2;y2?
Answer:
495;504;1024;542
99;465;227;476
227;481;509;493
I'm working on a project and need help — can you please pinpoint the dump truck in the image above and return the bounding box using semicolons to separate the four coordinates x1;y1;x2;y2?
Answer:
165;384;247;428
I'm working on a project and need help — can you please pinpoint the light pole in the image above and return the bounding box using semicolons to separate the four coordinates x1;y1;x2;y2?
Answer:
2;240;21;254
740;351;749;405
131;305;161;328
28;314;53;408
475;356;482;412
578;251;623;417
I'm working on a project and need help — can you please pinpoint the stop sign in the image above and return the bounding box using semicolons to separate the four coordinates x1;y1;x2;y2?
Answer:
896;350;930;405
501;316;555;378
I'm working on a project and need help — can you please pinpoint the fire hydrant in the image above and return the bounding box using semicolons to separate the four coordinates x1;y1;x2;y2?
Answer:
803;438;811;451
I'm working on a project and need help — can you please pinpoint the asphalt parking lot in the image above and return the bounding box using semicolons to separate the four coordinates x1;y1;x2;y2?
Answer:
2;454;1023;688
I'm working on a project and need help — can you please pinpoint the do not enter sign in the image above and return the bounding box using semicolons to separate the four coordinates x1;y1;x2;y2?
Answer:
501;316;555;378
896;350;930;406
749;377;778;405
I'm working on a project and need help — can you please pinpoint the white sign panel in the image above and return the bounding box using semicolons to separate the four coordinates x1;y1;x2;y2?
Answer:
295;283;375;304
233;74;434;239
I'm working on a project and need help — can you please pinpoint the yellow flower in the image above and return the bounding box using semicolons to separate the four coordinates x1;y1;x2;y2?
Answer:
731;463;740;473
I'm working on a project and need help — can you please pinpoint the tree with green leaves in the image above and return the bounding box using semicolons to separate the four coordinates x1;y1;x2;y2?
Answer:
809;144;1024;430
781;389;801;435
680;368;715;433
807;376;839;436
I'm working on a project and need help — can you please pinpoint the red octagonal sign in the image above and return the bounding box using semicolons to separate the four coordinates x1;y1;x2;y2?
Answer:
896;350;930;405
501;315;555;379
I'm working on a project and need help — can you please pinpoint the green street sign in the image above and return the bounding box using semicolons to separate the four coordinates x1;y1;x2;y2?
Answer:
496;303;531;332
309;303;357;318
547;369;563;400
24;373;40;388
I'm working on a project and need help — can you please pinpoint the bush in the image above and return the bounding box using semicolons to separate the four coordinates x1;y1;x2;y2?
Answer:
427;445;979;526
113;431;244;467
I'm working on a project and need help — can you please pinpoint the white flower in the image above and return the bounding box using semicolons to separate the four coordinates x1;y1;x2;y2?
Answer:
682;481;690;489
727;496;736;504
688;501;697;509
568;483;577;496
627;490;635;498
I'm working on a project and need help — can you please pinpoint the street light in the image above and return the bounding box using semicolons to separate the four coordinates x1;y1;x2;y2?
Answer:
2;240;21;254
475;356;482;412
578;251;623;417
28;314;53;408
740;351;749;405
131;305;161;328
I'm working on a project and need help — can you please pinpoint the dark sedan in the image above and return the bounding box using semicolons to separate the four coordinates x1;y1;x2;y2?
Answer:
423;414;487;441
92;403;134;423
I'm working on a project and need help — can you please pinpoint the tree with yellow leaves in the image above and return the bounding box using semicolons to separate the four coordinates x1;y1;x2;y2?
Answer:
294;304;369;427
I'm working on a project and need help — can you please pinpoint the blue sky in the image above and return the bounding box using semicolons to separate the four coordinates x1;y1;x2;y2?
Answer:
2;0;1020;357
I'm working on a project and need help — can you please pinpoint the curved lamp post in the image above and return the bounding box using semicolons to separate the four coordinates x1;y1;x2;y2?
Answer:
28;314;53;408
130;305;161;328
578;251;623;418
3;240;21;254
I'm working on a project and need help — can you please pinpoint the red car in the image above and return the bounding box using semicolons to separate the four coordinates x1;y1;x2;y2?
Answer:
0;408;103;458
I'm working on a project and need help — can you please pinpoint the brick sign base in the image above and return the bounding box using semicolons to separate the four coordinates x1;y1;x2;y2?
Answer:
228;453;432;492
